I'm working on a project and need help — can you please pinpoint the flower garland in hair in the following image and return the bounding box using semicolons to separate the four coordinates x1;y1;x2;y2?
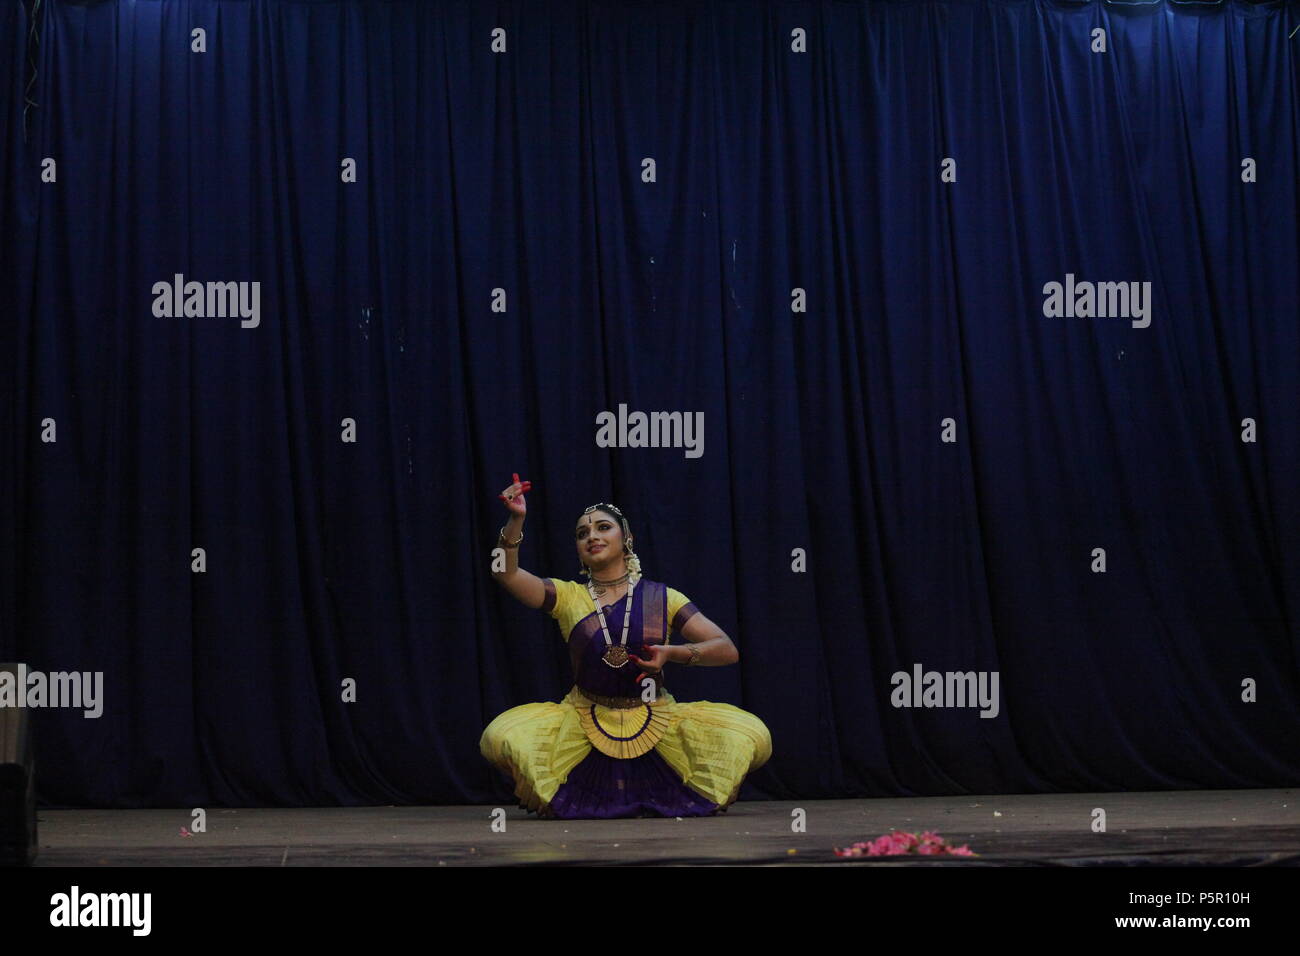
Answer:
624;547;642;585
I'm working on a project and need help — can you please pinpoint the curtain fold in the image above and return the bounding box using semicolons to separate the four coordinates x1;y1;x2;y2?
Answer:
2;0;1296;807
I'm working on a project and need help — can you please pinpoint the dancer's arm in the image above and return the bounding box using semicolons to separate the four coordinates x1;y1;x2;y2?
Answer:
632;612;739;674
672;613;739;666
491;473;547;609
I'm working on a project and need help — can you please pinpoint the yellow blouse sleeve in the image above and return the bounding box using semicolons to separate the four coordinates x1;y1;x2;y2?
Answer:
666;586;701;635
542;578;590;642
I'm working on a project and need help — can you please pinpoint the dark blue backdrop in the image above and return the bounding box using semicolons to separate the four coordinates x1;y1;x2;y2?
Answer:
2;0;1297;808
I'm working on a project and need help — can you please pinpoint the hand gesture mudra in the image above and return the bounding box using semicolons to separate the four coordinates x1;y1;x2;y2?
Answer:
498;472;532;516
630;644;671;676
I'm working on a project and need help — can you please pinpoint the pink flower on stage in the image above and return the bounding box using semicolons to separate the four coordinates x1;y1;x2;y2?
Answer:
892;830;919;848
833;829;979;858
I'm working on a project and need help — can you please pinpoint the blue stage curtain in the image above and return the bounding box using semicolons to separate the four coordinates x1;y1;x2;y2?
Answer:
2;0;1297;807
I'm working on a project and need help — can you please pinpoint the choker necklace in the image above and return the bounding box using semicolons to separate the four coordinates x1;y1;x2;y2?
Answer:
586;576;636;668
588;570;629;597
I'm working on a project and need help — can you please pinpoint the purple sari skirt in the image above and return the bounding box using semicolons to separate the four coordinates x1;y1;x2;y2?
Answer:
547;748;719;819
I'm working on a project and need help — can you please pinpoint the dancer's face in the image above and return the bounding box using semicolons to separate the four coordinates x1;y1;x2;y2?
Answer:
575;511;626;574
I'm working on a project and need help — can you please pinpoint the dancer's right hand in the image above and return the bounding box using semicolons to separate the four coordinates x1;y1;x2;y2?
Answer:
498;472;532;516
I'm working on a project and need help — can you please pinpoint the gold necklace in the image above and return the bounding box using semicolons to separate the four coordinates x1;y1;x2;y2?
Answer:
586;577;637;667
589;570;629;597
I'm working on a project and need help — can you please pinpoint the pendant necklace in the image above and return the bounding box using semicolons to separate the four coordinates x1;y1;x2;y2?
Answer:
586;575;636;667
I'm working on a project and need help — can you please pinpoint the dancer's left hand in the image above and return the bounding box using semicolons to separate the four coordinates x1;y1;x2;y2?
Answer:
631;644;671;676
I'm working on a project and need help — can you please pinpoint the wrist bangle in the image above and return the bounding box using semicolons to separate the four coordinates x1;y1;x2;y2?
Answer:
498;525;523;549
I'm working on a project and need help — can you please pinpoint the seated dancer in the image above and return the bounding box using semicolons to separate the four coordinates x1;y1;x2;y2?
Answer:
481;473;772;818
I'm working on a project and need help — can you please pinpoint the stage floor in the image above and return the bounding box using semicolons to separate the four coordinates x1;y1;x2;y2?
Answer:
33;788;1300;866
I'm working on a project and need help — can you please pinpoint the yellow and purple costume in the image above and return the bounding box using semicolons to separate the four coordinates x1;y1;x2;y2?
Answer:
480;578;772;818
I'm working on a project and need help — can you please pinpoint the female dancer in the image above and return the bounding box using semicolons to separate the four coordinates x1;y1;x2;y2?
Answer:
480;473;772;818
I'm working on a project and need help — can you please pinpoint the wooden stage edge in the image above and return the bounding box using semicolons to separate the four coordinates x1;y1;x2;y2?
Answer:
32;788;1300;866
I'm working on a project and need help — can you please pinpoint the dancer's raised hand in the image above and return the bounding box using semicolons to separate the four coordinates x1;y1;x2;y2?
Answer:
498;472;532;516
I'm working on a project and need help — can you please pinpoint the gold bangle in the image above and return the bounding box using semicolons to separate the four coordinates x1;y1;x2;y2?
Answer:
498;525;523;549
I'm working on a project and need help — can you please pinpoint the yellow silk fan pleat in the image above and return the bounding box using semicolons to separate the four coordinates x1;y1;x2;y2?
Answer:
577;702;671;759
